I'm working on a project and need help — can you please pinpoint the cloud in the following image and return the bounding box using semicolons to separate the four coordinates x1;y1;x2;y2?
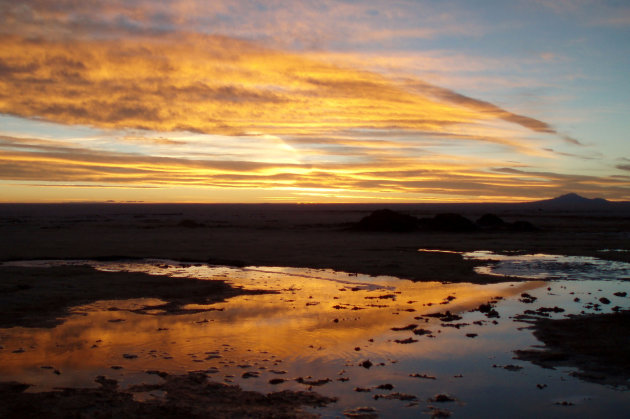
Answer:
0;0;485;49
542;147;599;160
491;167;630;197
0;32;573;151
535;0;630;28
0;0;616;202
405;80;582;145
1;134;629;201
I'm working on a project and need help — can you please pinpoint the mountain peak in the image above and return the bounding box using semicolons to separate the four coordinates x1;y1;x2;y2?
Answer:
556;192;582;200
553;193;607;203
530;193;611;209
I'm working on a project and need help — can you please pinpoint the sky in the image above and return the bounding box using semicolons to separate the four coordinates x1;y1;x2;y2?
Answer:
1;0;629;203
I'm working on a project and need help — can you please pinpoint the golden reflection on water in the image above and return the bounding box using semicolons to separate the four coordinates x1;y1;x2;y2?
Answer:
0;261;545;392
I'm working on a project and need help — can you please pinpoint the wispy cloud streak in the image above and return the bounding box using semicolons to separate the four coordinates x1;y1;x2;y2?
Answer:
1;135;628;201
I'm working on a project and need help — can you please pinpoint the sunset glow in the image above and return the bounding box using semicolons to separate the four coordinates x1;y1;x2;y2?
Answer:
1;1;629;202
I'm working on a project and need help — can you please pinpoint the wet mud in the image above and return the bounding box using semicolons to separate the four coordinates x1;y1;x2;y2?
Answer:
515;310;630;387
0;265;266;328
0;372;335;419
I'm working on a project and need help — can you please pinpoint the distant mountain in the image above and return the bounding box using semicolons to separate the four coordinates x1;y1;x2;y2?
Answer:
526;193;612;210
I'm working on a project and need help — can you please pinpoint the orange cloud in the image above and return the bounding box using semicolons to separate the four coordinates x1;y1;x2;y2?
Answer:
0;32;568;144
2;135;629;202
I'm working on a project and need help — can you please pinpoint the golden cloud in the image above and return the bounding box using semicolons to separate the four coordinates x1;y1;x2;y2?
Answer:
2;135;629;201
1;26;617;201
0;32;551;140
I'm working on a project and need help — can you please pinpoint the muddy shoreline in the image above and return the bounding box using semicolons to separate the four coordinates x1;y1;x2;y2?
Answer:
0;265;271;329
0;372;336;419
515;311;630;387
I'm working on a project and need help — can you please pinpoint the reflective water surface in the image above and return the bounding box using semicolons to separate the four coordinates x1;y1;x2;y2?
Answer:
462;250;630;280
1;256;629;418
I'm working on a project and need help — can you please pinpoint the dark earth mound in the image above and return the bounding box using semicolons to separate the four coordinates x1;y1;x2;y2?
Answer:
354;210;535;233
477;213;505;228
419;213;478;232
353;209;420;232
0;265;267;328
0;372;336;418
515;310;630;386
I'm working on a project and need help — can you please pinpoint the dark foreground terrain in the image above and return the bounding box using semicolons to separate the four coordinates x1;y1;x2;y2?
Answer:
0;372;335;419
515;310;630;387
1;202;629;282
1;202;629;417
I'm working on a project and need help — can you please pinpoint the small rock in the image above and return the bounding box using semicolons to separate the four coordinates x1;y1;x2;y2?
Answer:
428;407;452;418
394;338;418;344
493;364;523;372
373;392;417;401
519;293;537;304
391;324;418;331
430;393;455;403
296;377;331;386
343;406;378;418
486;309;500;318
477;303;492;313
269;378;285;385
409;373;436;380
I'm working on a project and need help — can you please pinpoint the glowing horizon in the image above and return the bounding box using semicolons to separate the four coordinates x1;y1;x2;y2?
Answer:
1;1;629;203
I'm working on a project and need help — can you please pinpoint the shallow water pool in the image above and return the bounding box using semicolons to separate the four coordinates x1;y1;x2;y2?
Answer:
1;256;629;418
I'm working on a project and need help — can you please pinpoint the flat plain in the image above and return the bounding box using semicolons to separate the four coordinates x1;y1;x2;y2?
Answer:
1;203;629;418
